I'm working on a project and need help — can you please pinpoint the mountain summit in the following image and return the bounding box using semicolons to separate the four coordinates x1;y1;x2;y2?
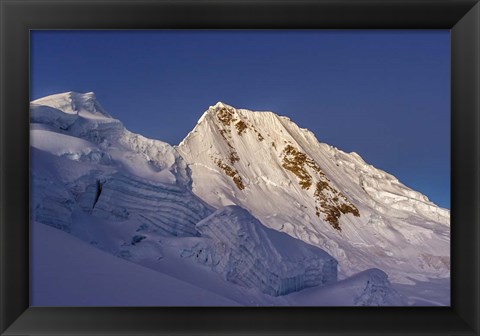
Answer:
178;102;450;283
32;91;112;119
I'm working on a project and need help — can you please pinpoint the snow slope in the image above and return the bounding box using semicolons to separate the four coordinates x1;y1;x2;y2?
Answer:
178;102;450;284
31;221;240;306
32;220;405;306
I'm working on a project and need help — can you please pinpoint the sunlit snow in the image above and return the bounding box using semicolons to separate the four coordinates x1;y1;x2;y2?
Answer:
30;92;450;306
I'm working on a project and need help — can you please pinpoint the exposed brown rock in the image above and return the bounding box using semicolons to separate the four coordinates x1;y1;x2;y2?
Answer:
217;116;239;164
216;107;236;126
281;145;313;189
256;132;264;141
213;158;245;190
281;144;360;231
235;120;248;135
228;152;240;164
313;180;360;231
339;203;360;217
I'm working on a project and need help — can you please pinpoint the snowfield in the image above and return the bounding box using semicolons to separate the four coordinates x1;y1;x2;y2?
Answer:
31;221;240;306
30;92;450;306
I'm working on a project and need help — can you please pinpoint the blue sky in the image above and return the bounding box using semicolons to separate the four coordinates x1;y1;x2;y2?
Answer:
30;30;450;208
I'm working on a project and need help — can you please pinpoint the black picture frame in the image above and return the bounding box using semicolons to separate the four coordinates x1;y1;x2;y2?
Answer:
1;0;479;335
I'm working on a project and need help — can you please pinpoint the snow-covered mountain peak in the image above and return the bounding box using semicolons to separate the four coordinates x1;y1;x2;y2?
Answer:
191;103;332;156
32;91;112;119
181;103;365;230
178;103;450;283
210;101;231;109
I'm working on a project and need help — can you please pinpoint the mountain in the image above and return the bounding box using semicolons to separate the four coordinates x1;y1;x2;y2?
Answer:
31;92;211;241
178;102;450;284
29;92;447;305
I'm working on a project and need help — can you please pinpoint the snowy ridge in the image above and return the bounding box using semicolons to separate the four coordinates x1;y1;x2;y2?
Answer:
31;92;190;187
32;91;112;118
178;102;450;283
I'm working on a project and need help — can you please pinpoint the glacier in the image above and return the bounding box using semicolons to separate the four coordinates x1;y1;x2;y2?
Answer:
31;92;211;239
29;92;446;306
179;205;337;296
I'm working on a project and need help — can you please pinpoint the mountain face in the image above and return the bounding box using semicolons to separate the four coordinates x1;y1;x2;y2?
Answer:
29;92;447;305
178;102;450;283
